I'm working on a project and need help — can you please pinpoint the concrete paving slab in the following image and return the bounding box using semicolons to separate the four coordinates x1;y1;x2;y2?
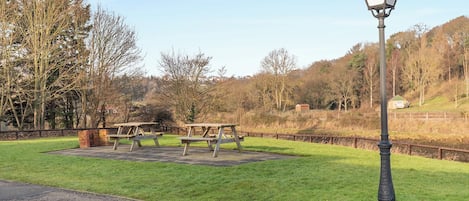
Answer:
49;145;296;166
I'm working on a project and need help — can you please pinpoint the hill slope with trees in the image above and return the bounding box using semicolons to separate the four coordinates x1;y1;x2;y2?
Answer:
0;0;467;136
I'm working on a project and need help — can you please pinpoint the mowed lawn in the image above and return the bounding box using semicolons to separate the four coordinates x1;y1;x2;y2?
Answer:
0;135;468;201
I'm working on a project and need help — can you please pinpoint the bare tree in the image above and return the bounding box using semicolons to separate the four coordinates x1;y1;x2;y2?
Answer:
159;50;212;123
402;31;442;106
331;65;357;111
431;27;454;82
364;43;379;108
452;32;469;99
217;66;227;81
253;73;275;111
16;0;90;129
0;0;27;128
297;60;335;109
260;48;296;111
85;5;143;127
388;47;402;97
0;0;13;118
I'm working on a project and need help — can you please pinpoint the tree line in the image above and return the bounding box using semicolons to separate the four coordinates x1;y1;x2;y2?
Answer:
0;0;142;130
149;16;469;125
1;1;468;129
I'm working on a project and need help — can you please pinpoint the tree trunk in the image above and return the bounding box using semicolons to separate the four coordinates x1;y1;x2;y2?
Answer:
462;44;469;98
392;68;396;97
370;82;373;108
81;90;87;128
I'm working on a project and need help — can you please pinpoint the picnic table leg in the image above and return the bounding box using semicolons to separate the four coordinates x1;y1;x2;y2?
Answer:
183;142;190;156
130;139;139;152
231;126;242;152
182;127;193;156
112;138;120;150
202;126;211;137
153;137;160;147
202;127;214;150
150;128;160;147
207;141;214;151
212;127;224;157
187;126;194;137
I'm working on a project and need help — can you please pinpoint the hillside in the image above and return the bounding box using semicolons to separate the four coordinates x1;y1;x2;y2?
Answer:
401;80;469;112
223;79;469;149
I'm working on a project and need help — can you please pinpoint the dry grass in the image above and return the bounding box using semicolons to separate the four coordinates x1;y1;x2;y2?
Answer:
204;109;469;149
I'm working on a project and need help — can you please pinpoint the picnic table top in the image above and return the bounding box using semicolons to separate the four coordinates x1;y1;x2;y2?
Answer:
114;122;158;127
184;123;237;127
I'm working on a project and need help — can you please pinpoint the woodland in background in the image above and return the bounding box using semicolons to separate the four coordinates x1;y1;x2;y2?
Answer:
146;16;469;129
0;0;468;132
0;0;142;130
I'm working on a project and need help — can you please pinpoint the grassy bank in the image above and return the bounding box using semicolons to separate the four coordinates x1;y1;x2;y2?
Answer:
1;135;469;200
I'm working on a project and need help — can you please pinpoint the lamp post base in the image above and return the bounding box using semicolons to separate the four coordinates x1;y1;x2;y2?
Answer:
378;141;395;201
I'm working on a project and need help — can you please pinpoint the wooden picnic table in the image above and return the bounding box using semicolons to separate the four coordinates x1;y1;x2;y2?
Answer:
180;123;243;157
107;122;163;151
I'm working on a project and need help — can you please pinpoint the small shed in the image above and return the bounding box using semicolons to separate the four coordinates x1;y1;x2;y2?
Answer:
388;95;410;109
295;104;310;112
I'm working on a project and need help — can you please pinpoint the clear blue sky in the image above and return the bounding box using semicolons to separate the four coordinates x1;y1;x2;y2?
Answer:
86;0;468;77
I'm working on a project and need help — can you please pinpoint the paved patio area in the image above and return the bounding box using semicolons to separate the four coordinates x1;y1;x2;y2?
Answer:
49;145;296;166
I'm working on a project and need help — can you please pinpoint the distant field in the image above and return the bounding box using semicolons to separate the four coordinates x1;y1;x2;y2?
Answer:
1;135;469;200
399;96;469;112
234;95;469;149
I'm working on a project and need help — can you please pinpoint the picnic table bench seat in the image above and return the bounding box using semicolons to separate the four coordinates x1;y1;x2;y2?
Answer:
180;136;244;143
108;132;163;151
180;134;244;156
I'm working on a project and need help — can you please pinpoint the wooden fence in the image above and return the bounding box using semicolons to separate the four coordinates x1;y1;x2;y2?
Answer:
237;131;469;163
388;111;467;121
0;128;118;141
294;111;467;121
1;127;469;163
167;126;469;162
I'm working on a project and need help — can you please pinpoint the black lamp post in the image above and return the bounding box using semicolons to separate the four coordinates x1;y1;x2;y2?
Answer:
365;0;397;201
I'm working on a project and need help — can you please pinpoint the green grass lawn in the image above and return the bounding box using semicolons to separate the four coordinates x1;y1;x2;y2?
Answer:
1;135;469;201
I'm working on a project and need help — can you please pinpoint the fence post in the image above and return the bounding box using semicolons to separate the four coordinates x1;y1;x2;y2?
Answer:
353;138;358;148
438;148;443;160
408;144;412;156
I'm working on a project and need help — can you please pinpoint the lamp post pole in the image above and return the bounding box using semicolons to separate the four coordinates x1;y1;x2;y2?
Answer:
364;1;397;200
377;15;395;201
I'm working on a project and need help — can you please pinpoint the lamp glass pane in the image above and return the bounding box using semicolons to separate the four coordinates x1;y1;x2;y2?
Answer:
386;0;396;7
367;0;385;7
